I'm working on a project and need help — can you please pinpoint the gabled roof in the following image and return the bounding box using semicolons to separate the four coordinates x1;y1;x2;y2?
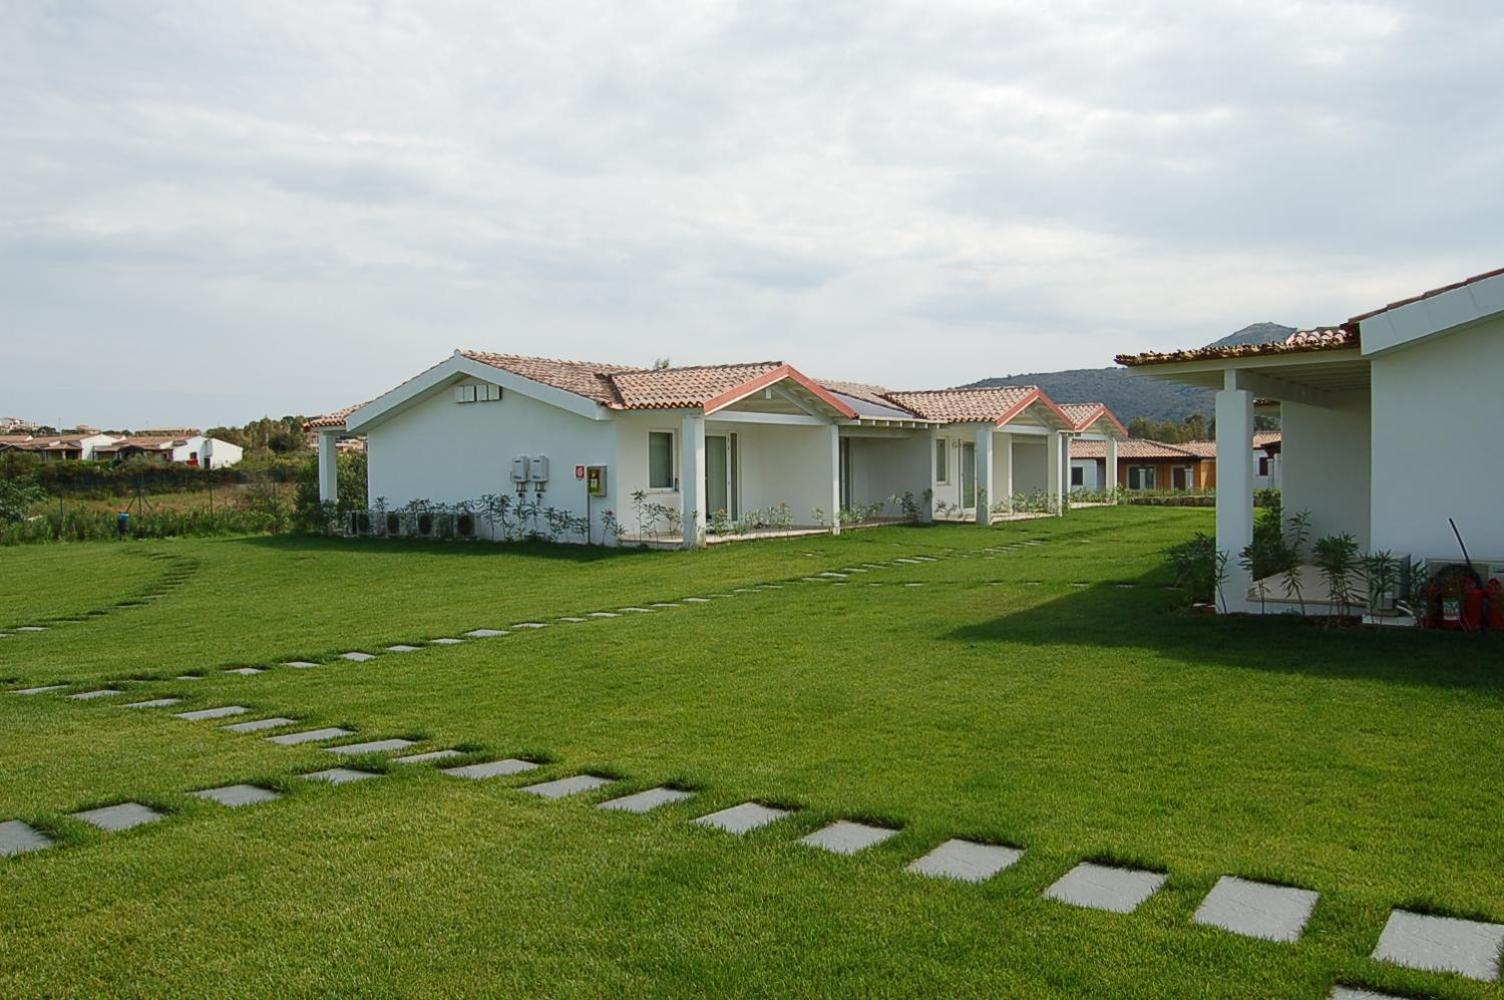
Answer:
306;403;367;431
1057;402;1128;436
884;386;1073;428
460;351;640;407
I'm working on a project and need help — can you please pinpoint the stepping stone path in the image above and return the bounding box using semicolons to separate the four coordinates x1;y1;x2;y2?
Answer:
801;820;898;855
619;607;653;614
598;787;694;814
13;685;67;695
68;689;122;700
71;802;165;831
268;727;354;746
465;629;507;638
1044;862;1167;914
225;667;264;675
16;626;47;632
694;802;791;835
0;820;53;857
340;652;375;662
558;617;587;623
429;638;463;645
302;767;379;785
682;597;710;603
194;784;281;808
221;717;298;734
284;661;318;669
521;774;614;799
393;749;463;764
441;758;539;780
175;705;249;721
908;839;1023;883
587;612;620;618
1371;909;1504;981
513;623;548;629
1193;876;1318;943
385;645;420;653
328;738;415;755
123;698;181;709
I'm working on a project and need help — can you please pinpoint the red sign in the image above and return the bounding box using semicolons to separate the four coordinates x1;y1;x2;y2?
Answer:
575;465;586;479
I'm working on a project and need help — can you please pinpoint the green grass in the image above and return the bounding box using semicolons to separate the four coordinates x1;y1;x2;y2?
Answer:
2;508;1502;998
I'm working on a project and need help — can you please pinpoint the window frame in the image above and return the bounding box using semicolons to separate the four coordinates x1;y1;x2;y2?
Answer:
647;429;678;492
934;437;949;484
1070;465;1084;488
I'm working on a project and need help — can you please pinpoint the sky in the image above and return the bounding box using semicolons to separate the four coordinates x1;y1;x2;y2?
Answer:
2;0;1502;428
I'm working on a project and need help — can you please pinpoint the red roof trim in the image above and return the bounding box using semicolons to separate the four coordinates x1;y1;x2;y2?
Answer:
702;364;859;419
995;389;1073;429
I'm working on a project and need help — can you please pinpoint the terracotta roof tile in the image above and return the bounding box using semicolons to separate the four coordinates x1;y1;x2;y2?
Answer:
608;362;784;410
1071;438;1203;460
885;386;1048;424
1115;326;1358;367
1057;401;1127;435
305;404;365;430
461;351;641;407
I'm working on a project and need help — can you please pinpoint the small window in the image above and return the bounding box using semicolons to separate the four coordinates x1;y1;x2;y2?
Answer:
1257;456;1270;477
1128;466;1157;490
648;431;676;490
934;438;948;483
454;384;478;403
1070;466;1084;487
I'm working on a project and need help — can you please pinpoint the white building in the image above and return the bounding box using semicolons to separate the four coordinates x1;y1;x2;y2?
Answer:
1119;265;1504;612
312;351;1126;547
93;434;243;468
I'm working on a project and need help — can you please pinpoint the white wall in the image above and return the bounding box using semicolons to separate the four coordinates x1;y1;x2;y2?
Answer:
729;421;836;525
1071;458;1100;491
1011;438;1048;494
842;432;931;515
1370;315;1504;562
203;438;243;469
367;376;616;540
1281;393;1371;551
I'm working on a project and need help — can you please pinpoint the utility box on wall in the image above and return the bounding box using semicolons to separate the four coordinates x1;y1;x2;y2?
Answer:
529;455;550;484
586;465;607;497
510;456;529;483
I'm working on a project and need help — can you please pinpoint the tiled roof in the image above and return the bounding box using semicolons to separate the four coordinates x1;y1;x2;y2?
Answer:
1071;438;1203;460
884;386;1067;426
1057;401;1127;435
1115;326;1359;367
609;362;784;410
305;403;366;430
461;351;642;407
1347;265;1504;323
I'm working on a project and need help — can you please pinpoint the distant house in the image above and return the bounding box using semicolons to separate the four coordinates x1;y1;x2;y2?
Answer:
1070;434;1279;492
92;435;243;468
0;433;117;461
1118;264;1504;613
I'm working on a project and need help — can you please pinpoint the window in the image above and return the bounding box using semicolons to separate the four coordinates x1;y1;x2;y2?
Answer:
1172;466;1190;491
648;431;676;490
1127;466;1157;490
1070;466;1084;488
1257;456;1270;477
934;438;949;483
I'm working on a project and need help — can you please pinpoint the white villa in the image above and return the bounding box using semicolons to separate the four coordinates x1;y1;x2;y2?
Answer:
1118;265;1504;612
311;352;1128;546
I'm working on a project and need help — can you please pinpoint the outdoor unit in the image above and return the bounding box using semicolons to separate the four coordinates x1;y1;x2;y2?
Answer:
529;455;550;484
511;455;530;484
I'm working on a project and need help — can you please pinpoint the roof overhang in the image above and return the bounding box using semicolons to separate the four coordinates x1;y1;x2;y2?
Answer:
1068;405;1128;439
1122;348;1369;407
1357;270;1504;356
995;390;1075;431
702;364;858;420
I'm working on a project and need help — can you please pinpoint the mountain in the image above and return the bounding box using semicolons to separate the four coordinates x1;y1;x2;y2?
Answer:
960;323;1296;423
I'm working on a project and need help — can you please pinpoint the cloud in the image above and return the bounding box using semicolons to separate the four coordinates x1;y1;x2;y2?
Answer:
1;0;1502;425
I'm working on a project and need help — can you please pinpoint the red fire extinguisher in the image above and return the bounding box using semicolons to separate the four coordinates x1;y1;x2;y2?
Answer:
1487;579;1504;631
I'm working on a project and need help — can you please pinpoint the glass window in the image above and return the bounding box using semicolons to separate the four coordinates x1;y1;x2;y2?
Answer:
1257;456;1270;477
648;431;675;490
1071;466;1084;487
934;439;948;483
1128;466;1156;490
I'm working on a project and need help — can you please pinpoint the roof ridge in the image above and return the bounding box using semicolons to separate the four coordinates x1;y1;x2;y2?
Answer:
460;349;648;374
618;360;785;375
888;385;1039;396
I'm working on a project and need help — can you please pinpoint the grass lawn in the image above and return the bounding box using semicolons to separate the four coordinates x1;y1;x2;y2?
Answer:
2;507;1502;998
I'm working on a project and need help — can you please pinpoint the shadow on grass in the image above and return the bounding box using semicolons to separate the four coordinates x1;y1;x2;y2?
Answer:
946;568;1504;693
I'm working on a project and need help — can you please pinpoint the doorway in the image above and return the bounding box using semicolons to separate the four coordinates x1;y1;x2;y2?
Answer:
705;434;739;520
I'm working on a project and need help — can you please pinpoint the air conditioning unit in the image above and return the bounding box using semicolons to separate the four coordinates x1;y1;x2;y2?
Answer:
511;456;530;484
529;455;550;484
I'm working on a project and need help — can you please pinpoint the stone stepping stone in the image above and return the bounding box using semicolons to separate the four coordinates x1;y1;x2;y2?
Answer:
512;622;548;629
1193;876;1318;943
283;661;319;669
393;749;463;765
268;726;354;746
913;556;938;562
441;758;540;780
693;802;791;835
123;697;181;709
193;784;281;808
521;774;614;799
225;667;264;676
894;558;920;565
1044;862;1167;914
340;652;375;662
175;674;203;680
16;626;47;632
597;786;694;814
429;638;463;645
908;839;1023;882
68;688;123;700
175;705;249;721
385;644;420;653
682;597;710;603
302;767;379;785
904;583;926;588
221;716;298;734
465;629;508;638
802;577;824;583
587;612;620;619
0;819;53;857
801;820;899;855
707;594;733;599
1330;988;1407;1000
71;802;165;831
618;607;654;613
1371;909;1504;981
649;603;680;609
819;572;848;579
13;685;68;696
328;738;416;755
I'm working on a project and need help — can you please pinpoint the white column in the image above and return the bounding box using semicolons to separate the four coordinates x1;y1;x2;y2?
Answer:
997;432;1013;512
680;412;706;549
1105;436;1119;500
1216;372;1255;612
318;430;339;504
827;424;842;535
1046;429;1063;516
974;426;993;524
918;430;935;523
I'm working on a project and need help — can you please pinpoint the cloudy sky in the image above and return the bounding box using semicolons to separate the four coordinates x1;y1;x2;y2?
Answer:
2;1;1501;427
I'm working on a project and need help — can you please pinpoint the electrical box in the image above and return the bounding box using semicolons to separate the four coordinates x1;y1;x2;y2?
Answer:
586;465;607;497
510;456;530;483
529;455;550;484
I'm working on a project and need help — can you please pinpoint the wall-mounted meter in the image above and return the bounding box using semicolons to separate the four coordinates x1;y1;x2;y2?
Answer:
510;456;530;483
529;455;550;484
586;465;607;497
